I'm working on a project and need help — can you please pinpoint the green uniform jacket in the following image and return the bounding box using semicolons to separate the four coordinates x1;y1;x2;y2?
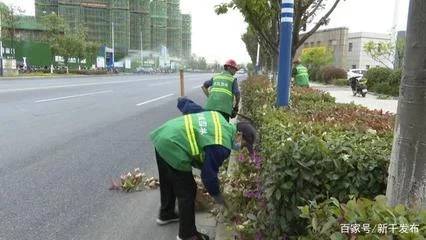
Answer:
205;72;235;115
295;64;310;87
150;111;236;172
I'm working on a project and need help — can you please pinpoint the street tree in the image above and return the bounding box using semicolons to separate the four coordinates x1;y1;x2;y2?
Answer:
363;40;406;70
300;46;333;81
215;0;343;72
0;3;24;58
40;13;66;41
85;41;101;68
242;26;272;72
386;0;426;209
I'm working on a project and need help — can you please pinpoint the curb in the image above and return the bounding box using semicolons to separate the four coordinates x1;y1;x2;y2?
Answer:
0;73;134;80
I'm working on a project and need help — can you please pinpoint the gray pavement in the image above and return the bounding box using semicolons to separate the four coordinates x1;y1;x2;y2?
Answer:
0;73;245;240
311;82;398;113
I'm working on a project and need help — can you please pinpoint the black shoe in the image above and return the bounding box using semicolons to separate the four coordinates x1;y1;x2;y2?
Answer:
156;212;179;225
176;231;210;240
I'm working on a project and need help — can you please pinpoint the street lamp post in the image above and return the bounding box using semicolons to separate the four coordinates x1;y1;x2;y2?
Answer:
276;0;294;107
140;31;143;64
255;41;260;73
0;10;3;76
111;21;115;68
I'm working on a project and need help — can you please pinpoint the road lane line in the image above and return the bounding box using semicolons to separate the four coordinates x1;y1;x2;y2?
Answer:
0;77;175;93
192;85;202;89
148;81;173;87
136;93;175;106
35;90;112;103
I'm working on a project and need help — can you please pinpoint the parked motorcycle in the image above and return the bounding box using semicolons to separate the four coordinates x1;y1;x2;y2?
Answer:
349;76;368;97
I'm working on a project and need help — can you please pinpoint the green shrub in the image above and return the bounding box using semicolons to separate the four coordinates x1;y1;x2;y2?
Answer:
258;111;392;237
300;47;334;83
332;78;348;86
299;196;426;239
222;77;397;239
240;75;276;124
322;66;348;84
364;67;392;90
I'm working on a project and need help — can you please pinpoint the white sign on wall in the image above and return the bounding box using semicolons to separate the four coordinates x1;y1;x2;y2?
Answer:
96;57;105;68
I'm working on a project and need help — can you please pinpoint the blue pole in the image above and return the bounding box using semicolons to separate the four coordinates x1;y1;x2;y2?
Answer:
277;0;294;107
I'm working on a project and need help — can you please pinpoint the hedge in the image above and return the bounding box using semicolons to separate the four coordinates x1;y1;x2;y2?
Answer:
364;67;401;96
220;75;401;239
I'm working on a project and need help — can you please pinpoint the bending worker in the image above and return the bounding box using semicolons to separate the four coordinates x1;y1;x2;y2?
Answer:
150;111;256;240
292;59;310;87
201;59;241;121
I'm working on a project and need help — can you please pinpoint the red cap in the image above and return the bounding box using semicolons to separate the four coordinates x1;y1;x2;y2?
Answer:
224;59;239;70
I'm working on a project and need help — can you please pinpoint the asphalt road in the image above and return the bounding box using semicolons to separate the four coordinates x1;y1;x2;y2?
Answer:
0;73;237;240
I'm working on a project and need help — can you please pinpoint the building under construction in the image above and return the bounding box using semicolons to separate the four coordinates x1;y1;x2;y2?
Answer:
35;0;191;61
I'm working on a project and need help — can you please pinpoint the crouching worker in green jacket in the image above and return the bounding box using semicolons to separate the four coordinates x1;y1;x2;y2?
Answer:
150;111;256;240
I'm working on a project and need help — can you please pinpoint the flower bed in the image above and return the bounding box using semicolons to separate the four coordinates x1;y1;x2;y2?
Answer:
220;75;403;239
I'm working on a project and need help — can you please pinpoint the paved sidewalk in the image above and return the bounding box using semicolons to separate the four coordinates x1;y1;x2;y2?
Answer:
311;82;398;114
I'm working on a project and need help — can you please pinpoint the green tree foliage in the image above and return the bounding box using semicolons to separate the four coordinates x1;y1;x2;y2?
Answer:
242;26;272;72
40;14;99;68
186;54;208;70
363;40;404;69
215;0;343;71
300;46;333;82
394;38;406;69
0;3;24;57
85;41;101;66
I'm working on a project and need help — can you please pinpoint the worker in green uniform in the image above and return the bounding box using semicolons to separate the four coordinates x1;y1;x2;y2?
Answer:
201;59;241;121
292;59;310;87
150;111;256;240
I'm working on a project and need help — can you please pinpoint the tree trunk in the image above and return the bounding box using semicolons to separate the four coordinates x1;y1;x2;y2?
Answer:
386;0;426;209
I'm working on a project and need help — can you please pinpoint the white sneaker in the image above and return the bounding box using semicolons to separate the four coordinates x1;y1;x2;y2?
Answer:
156;216;179;225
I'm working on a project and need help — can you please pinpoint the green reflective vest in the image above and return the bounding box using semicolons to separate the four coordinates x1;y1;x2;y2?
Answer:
295;64;310;87
150;111;236;172
205;72;235;115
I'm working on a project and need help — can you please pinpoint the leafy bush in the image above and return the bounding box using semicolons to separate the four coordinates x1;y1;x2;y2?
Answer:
68;69;108;75
240;75;276;124
364;67;392;90
300;47;334;83
220;152;265;239
364;67;401;96
332;78;348;86
225;77;396;239
322;66;347;84
299;196;426;240
258;111;392;237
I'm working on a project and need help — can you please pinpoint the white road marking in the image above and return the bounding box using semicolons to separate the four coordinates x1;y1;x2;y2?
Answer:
148;81;173;87
192;85;202;89
136;93;175;106
0;77;172;93
35;90;112;103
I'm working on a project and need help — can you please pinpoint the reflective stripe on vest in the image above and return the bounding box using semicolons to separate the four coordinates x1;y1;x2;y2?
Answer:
211;111;222;145
210;88;233;97
184;115;199;155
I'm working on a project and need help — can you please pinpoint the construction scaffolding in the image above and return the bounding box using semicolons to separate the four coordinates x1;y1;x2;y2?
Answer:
166;0;182;57
181;14;191;59
111;8;130;56
130;0;151;51
35;0;59;19
58;3;81;30
81;6;111;44
150;0;167;52
34;0;191;61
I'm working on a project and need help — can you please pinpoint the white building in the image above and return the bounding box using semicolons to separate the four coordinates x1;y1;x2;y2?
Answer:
347;32;392;70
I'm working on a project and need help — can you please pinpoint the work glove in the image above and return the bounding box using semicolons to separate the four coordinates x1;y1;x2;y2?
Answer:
231;106;239;118
212;194;229;209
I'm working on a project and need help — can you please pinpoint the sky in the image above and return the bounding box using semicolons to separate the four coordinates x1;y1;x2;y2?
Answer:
0;0;410;64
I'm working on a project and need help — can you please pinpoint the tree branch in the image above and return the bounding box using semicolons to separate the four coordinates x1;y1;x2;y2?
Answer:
304;0;324;20
297;0;341;50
